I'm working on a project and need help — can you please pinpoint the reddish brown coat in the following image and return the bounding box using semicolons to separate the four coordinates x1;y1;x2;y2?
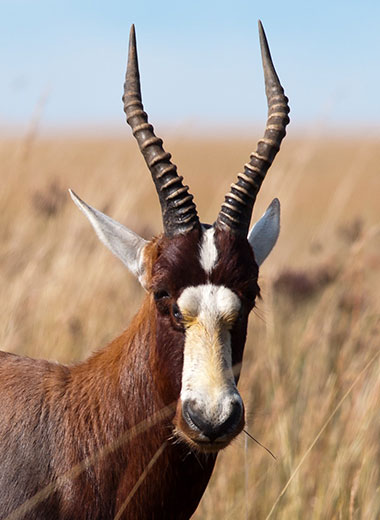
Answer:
0;231;259;520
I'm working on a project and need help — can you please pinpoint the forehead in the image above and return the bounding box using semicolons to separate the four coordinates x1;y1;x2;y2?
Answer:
151;227;259;300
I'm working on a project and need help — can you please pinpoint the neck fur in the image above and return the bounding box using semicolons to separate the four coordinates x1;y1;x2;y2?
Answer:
68;294;216;519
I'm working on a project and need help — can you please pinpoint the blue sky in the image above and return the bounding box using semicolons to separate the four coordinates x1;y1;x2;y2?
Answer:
1;0;379;135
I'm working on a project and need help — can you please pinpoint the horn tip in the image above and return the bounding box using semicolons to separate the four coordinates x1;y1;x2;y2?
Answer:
258;20;269;53
257;20;266;40
129;24;136;48
126;22;139;87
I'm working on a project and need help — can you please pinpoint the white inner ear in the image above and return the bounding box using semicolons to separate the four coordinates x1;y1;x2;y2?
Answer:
248;198;280;266
69;189;149;288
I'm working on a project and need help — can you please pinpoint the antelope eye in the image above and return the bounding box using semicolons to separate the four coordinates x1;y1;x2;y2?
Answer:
172;303;182;322
154;290;170;301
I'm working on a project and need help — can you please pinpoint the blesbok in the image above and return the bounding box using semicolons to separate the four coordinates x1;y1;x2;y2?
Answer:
0;21;289;520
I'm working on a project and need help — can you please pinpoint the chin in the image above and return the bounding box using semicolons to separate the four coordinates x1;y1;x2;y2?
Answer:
173;426;243;454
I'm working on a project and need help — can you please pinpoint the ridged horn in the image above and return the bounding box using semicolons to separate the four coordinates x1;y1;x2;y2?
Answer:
216;21;290;236
123;25;200;237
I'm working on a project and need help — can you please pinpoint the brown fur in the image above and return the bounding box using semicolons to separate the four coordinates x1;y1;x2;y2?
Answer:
0;228;259;519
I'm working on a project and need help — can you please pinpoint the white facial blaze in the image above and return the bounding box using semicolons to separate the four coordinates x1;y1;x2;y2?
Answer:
199;226;218;274
178;285;242;425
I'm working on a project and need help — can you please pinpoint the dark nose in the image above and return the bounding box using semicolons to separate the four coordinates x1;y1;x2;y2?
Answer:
182;398;243;442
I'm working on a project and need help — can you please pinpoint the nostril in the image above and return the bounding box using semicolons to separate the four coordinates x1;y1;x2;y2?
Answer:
182;398;244;442
183;400;205;431
223;399;243;432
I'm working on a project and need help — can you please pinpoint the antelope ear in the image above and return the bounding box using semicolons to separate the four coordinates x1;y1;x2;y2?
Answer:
248;198;280;266
69;190;149;289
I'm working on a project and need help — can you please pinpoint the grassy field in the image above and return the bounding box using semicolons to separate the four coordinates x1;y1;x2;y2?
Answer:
0;132;379;519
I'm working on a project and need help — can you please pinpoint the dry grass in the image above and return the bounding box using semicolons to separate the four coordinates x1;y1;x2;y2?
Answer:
1;132;379;519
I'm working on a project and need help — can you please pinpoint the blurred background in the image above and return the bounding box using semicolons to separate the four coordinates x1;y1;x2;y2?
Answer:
1;1;379;519
1;0;380;136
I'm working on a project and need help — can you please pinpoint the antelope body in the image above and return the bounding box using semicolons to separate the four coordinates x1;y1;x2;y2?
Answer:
0;22;289;520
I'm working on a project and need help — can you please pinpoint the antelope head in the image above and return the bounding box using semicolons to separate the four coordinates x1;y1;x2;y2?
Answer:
70;22;289;453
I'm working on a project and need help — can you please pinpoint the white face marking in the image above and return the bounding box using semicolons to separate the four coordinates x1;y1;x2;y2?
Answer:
177;284;242;428
199;227;218;275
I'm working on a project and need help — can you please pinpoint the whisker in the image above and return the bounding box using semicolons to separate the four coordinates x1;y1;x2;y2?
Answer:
243;429;277;460
191;449;205;470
